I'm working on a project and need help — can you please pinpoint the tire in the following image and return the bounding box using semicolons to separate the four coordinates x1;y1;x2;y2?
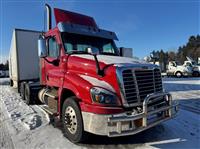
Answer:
62;97;87;143
24;83;33;105
193;71;199;77
20;82;25;100
175;71;182;78
10;79;13;87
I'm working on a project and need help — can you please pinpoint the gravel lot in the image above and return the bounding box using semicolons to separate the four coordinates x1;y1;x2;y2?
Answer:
0;77;200;149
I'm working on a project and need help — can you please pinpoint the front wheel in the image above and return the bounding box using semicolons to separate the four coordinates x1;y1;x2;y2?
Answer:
62;97;87;143
175;71;182;78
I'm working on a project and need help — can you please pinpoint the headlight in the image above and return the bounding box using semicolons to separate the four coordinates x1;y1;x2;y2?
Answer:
90;87;118;105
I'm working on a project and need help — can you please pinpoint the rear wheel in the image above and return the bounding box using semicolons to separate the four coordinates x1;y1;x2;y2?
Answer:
10;79;13;87
62;97;87;143
193;71;199;77
175;71;182;78
20;82;25;100
24;83;33;105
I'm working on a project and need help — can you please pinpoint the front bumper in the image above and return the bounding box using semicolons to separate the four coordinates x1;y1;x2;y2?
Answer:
82;92;178;137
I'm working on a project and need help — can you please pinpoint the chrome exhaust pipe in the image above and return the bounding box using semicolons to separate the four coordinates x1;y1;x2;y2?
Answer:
45;4;51;31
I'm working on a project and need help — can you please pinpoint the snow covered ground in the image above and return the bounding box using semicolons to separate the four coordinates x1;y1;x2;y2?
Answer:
0;77;200;149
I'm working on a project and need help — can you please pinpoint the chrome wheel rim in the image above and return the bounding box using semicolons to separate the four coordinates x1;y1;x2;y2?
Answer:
64;106;77;134
177;72;181;77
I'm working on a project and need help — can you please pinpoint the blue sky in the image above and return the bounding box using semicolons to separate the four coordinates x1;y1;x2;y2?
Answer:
0;0;199;63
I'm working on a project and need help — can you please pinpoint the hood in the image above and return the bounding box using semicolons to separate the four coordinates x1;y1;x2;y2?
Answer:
73;54;149;66
186;56;195;62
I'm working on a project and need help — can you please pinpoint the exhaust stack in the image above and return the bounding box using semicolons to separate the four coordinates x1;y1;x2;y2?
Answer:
45;4;52;31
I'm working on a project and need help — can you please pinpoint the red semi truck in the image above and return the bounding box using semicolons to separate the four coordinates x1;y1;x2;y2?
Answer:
9;4;178;143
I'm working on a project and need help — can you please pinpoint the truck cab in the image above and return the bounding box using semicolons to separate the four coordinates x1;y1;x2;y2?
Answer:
10;4;178;143
183;60;200;77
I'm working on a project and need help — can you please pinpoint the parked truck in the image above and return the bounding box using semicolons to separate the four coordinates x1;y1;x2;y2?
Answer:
166;61;193;78
9;4;178;143
184;57;200;77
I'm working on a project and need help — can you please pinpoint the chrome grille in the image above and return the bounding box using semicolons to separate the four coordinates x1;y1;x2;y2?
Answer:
154;69;163;92
122;68;163;105
122;70;137;104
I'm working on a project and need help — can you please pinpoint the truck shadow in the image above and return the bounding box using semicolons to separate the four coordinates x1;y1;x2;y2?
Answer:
178;98;200;114
163;83;200;92
162;77;200;92
0;78;10;85
78;124;192;149
77;98;199;149
81;124;167;145
163;77;200;81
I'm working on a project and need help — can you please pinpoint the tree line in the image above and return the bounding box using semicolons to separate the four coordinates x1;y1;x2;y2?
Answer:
149;35;200;69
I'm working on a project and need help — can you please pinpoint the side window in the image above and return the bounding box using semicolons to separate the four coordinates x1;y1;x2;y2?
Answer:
48;37;59;57
186;62;192;67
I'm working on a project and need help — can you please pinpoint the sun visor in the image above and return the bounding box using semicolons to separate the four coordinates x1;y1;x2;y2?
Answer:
57;22;118;40
54;8;98;28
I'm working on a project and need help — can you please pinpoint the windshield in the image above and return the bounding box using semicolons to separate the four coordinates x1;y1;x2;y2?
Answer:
61;33;119;55
186;62;192;67
191;61;200;66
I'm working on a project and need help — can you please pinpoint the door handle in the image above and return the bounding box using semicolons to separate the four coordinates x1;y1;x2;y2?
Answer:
46;75;49;81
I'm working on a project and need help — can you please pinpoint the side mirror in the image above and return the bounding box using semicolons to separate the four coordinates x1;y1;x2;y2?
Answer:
38;35;47;58
86;47;99;55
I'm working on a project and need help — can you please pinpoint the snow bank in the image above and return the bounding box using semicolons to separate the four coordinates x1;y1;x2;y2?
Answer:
1;86;49;131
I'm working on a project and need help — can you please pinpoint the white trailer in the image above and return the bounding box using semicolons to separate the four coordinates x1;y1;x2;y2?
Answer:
9;29;41;88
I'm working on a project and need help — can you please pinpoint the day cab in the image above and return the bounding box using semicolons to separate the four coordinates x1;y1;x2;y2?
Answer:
12;4;178;143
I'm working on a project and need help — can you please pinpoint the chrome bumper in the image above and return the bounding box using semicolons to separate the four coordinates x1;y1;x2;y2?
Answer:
82;92;178;137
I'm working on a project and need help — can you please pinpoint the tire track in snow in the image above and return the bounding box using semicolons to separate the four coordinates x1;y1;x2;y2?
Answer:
1;85;49;131
0;101;15;149
0;80;50;149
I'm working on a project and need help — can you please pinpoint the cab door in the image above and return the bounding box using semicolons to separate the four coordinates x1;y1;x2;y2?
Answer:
44;35;63;87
